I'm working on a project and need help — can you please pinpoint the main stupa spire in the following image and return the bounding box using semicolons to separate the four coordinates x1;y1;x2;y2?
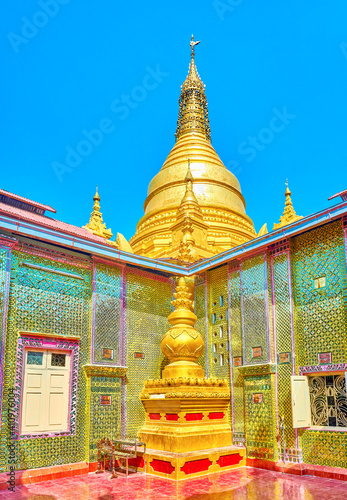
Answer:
175;35;211;142
130;37;256;258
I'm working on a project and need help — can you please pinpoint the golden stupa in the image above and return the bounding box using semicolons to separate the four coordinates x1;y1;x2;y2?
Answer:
130;36;256;260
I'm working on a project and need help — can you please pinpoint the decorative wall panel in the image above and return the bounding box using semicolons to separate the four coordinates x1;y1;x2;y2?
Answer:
207;266;230;381
292;221;347;367
228;266;244;440
0;249;92;472
302;430;347;468
88;376;121;463
242;254;268;365
195;276;207;374
93;263;122;364
0;246;10;468
244;374;277;461
272;251;296;450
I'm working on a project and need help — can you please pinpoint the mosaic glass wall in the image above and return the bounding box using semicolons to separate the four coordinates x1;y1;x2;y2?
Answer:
242;254;269;365
272;251;296;450
229;266;245;443
88;376;121;463
207;265;230;380
0;247;8;346
126;270;172;438
244;374;277;461
302;430;347;469
195;277;207;374
94;263;122;365
0;247;9;390
293;220;347;467
0;249;92;472
292;220;347;367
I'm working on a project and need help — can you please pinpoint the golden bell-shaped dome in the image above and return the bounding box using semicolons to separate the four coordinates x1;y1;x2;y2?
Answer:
130;36;256;258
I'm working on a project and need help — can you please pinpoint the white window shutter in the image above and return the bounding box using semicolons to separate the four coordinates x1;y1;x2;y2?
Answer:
291;375;311;428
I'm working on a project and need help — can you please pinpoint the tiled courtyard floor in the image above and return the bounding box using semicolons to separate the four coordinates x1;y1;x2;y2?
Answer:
1;467;347;500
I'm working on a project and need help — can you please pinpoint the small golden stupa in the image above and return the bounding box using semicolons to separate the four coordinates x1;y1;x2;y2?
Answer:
138;276;245;479
130;36;256;259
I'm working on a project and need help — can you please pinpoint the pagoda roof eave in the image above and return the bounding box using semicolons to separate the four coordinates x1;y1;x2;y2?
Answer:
0;200;346;276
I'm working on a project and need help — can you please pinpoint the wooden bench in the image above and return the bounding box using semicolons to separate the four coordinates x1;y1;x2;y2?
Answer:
96;437;146;478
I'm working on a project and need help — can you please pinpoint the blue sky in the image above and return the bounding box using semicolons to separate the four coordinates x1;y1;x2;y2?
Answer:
1;1;347;241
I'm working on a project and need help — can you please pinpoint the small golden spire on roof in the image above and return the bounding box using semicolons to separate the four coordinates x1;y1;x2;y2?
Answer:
180;159;199;207
83;186;113;240
273;180;303;230
177;214;200;264
175;36;211;142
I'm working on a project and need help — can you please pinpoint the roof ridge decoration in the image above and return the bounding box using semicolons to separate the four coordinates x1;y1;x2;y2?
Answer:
273;180;303;230
0;188;56;215
175;35;211;142
82;187;113;240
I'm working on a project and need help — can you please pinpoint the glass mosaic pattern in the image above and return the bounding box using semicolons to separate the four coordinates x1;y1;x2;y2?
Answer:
0;249;92;472
242;254;268;365
293;221;347;467
94;263;122;365
16;336;79;440
302;430;347;468
229;266;245;438
0;247;9;431
88;376;121;463
208;265;230;380
244;374;276;461
272;251;296;449
126;270;172;437
194;278;207;374
292;220;347;367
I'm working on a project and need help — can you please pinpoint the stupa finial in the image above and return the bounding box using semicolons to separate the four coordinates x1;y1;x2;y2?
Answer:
175;36;211;142
190;34;200;58
83;187;113;240
273;181;303;230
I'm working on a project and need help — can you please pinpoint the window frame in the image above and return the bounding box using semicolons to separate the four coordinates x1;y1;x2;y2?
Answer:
295;364;347;432
21;347;72;435
14;334;79;440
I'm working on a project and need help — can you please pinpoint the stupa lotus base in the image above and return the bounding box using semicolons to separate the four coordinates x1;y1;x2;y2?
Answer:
132;446;246;480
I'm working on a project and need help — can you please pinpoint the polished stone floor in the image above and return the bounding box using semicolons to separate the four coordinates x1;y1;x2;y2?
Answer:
1;467;347;499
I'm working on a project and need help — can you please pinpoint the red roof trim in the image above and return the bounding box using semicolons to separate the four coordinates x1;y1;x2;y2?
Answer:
0;202;114;247
328;189;347;201
0;189;56;213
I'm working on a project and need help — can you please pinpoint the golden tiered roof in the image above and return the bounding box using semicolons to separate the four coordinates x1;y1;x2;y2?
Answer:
130;36;256;259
